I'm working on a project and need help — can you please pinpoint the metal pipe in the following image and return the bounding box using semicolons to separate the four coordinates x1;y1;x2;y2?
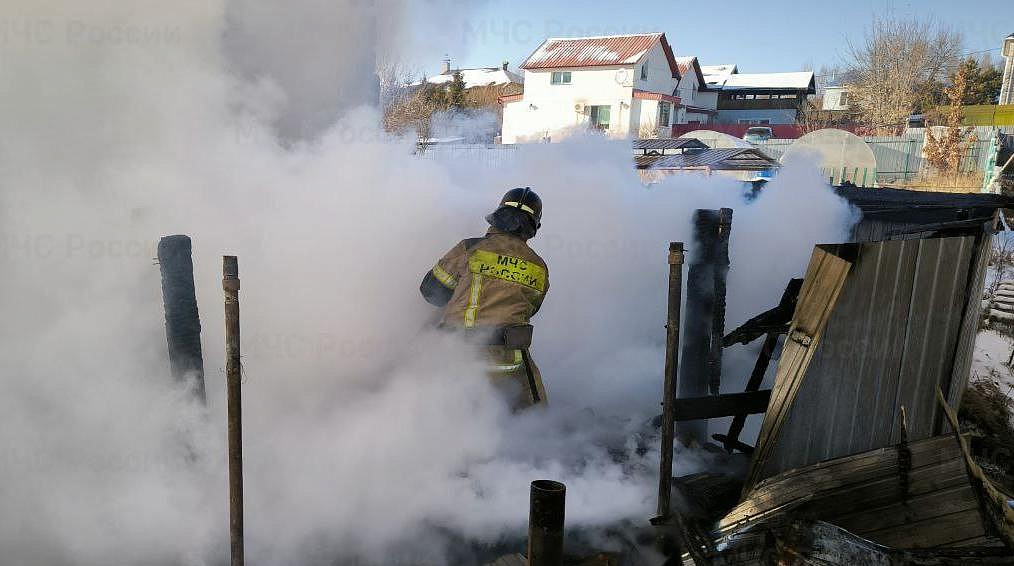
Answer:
157;235;205;402
528;480;565;566
223;256;244;566
657;242;684;519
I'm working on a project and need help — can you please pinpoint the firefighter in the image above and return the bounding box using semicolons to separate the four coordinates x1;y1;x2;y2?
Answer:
420;187;549;409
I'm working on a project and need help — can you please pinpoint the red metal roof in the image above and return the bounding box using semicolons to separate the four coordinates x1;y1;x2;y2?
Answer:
497;93;523;104
520;33;679;78
674;56;709;90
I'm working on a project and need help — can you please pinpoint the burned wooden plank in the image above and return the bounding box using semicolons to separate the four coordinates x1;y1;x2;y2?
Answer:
720;434;985;548
720;332;777;452
710;434;755;455
673;390;771;421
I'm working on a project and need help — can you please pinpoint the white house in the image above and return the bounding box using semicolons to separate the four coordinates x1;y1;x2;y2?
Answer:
701;64;738;89
501;33;683;143
821;85;850;111
714;71;816;125
415;59;524;91
1000;33;1014;105
674;56;717;124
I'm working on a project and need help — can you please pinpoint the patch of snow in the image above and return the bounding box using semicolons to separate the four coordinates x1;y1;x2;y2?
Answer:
596;49;621;62
971;330;1014;400
622;49;646;64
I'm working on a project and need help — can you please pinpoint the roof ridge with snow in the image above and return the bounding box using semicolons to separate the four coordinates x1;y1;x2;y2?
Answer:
542;32;663;41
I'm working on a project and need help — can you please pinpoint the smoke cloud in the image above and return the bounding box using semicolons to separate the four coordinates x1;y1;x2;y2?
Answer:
0;1;856;564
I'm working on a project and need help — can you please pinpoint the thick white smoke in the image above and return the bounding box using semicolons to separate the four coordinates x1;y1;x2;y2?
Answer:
0;1;856;564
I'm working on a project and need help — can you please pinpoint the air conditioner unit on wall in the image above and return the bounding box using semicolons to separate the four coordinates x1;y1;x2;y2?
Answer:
574;103;585;113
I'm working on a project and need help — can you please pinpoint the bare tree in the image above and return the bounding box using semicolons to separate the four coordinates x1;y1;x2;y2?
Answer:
383;83;442;139
845;18;962;134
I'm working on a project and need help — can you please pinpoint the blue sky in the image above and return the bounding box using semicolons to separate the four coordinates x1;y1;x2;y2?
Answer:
438;0;1011;76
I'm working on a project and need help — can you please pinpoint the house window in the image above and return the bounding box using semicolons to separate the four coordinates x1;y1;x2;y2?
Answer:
838;91;848;106
589;105;611;130
640;65;648;81
658;102;671;127
550;71;571;85
738;119;770;125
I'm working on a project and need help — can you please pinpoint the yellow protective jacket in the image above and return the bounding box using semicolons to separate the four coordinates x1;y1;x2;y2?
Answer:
423;228;549;329
420;228;549;408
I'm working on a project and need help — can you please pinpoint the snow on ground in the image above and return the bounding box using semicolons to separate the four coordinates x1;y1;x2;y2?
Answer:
971;329;1014;399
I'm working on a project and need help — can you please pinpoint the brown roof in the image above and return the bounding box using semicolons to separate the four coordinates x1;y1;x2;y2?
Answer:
674;56;710;90
520;33;679;78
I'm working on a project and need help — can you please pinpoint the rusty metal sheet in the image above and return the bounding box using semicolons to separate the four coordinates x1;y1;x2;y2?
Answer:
520;33;678;77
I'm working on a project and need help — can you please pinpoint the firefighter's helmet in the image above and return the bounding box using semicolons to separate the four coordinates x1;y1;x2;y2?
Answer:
496;187;542;226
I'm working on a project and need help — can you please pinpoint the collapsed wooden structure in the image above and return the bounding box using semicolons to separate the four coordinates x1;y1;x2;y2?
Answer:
655;189;1014;564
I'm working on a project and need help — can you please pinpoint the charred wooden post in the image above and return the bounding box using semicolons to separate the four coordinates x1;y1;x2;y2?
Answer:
223;256;244;566
709;208;733;395
528;480;565;566
657;242;685;520
679;209;733;442
157;235;205;402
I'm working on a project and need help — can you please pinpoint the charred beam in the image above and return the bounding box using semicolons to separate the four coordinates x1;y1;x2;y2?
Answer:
723;278;802;347
679;209;733;441
673;390;771;421
708;208;732;395
157;235;205;402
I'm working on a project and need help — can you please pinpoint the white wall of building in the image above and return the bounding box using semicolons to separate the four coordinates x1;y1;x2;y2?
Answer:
676;65;714;125
501;41;680;143
501;66;634;143
694;90;718;110
1001;35;1014;105
822;86;850;111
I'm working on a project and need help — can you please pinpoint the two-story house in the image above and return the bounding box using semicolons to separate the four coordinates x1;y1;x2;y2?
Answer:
674;56;717;125
500;33;682;143
714;72;816;125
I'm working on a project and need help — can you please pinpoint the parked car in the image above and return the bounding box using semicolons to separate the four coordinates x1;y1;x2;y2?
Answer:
743;126;774;143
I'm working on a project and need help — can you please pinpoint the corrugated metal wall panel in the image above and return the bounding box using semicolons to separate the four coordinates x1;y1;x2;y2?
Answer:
895;237;973;440
759;236;978;479
945;231;992;413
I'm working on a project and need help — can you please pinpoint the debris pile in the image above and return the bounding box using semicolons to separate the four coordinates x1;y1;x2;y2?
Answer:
653;189;1014;564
